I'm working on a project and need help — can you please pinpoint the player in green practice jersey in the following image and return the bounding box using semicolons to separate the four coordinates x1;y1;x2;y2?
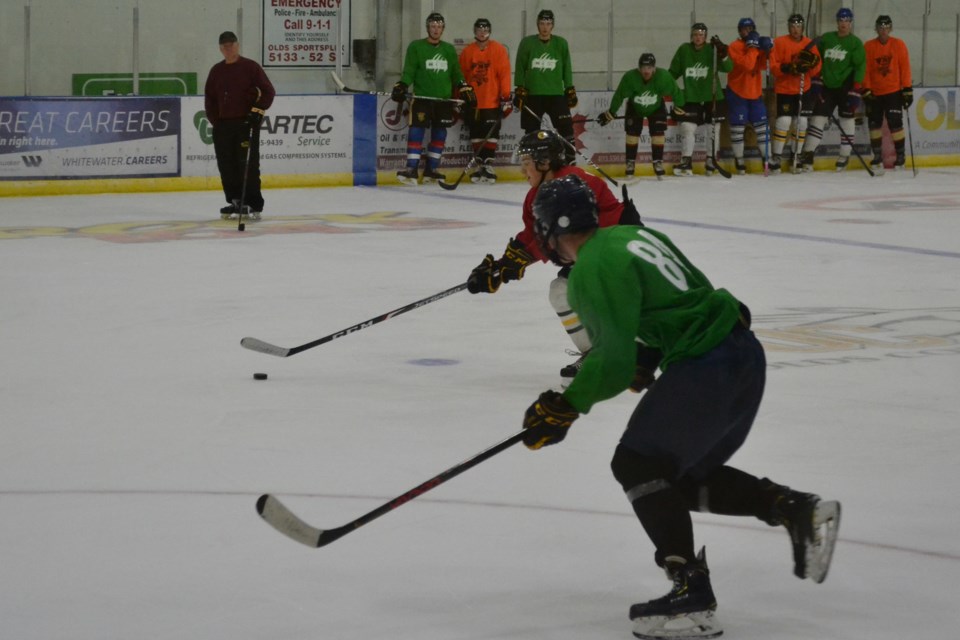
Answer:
669;23;733;176
597;53;682;179
799;7;867;172
513;9;578;164
392;12;475;185
518;174;842;640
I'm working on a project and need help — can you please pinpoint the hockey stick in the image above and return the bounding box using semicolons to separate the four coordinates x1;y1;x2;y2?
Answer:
241;282;469;357
256;430;526;548
330;71;464;104
236;127;254;233
707;48;733;180
793;73;806;174
905;107;918;177
763;59;771;177
236;87;262;232
828;112;874;176
521;103;619;187
438;119;501;191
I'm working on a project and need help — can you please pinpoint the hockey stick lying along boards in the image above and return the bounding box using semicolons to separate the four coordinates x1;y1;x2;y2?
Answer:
330;71;463;104
241;282;469;358
257;430;526;548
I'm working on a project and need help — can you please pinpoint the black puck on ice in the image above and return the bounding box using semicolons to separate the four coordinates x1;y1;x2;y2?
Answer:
253;372;268;380
239;223;246;232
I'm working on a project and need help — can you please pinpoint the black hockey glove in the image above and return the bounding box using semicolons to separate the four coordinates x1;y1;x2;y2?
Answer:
246;107;265;130
672;105;687;118
797;49;819;71
467;254;502;294
901;86;914;108
597;110;616;126
522;390;579;450
498;238;535;284
780;62;800;75
513;86;528;109
458;82;478;108
390;82;408;103
710;35;728;59
565;86;578;108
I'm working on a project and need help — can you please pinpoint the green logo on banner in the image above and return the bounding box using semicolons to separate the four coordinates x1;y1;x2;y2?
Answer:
194;111;213;144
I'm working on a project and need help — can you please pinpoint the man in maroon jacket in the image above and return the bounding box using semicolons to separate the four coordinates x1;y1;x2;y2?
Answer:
204;31;275;219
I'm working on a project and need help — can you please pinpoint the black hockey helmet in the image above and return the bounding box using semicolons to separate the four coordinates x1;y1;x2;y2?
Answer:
788;13;805;25
737;17;756;31
425;12;445;28
532;175;599;265
474;18;492;32
516;129;566;171
691;22;708;35
638;53;656;68
876;15;893;28
537;9;555;23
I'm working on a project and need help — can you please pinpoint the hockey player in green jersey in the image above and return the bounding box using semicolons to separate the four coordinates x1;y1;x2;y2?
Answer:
597;53;683;179
392;12;476;185
513;9;578;164
520;174;841;640
798;7;867;172
669;23;733;176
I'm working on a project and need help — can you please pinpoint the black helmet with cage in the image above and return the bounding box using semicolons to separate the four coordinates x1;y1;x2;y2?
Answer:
516;130;566;172
474;18;492;32
425;12;444;29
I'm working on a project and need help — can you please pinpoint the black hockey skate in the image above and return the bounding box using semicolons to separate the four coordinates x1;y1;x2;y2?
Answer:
767;488;841;583
894;150;906;169
396;167;419;186
653;160;665;181
220;203;239;220
560;350;588;388
630;548;722;640
870;156;885;175
769;154;782;175
835;157;849;172
673;156;693;177
801;150;815;173
421;167;446;184
734;158;746;175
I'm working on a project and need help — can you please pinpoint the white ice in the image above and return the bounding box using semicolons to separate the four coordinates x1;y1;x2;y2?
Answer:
2;166;959;639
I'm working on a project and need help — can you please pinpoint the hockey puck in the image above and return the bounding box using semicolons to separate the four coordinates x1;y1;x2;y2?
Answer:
239;223;246;232
253;372;268;380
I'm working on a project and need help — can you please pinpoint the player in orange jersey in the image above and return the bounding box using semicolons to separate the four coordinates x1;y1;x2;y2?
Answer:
863;15;913;172
768;14;821;174
724;18;773;174
458;18;513;183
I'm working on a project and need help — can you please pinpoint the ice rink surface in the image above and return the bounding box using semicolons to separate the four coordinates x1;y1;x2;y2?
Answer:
2;165;959;639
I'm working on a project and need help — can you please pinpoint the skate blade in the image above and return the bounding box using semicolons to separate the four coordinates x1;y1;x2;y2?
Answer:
632;610;723;640
397;176;419;186
806;500;841;583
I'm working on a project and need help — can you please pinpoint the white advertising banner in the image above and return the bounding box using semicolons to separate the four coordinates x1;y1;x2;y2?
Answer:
182;95;354;177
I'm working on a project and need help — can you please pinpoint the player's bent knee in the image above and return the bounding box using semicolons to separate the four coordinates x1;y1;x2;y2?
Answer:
610;444;675;498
